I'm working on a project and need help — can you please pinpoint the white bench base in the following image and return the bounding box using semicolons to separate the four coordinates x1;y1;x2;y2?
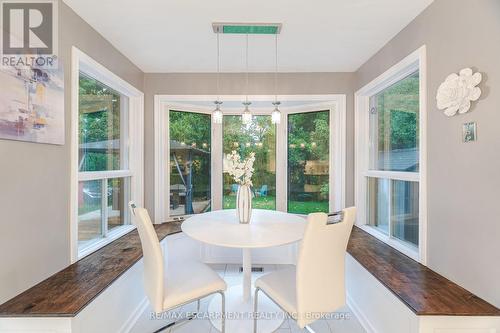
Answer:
346;254;500;333
1;236;499;333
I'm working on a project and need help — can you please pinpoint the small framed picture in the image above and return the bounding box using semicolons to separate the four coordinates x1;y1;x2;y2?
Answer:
462;122;477;143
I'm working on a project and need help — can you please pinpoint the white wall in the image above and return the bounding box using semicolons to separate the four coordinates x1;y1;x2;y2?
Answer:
0;1;144;304
355;0;500;307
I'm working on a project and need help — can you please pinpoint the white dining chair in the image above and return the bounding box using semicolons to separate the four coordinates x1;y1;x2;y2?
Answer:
253;207;356;333
128;202;227;333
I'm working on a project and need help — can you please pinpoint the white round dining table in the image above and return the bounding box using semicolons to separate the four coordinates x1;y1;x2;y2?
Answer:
181;209;307;333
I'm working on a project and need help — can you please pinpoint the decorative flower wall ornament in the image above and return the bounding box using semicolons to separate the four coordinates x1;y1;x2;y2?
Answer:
437;68;482;117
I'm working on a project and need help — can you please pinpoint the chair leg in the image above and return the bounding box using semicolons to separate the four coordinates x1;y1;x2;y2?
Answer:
152;321;174;333
152;299;201;333
305;325;316;333
219;291;226;333
253;288;260;333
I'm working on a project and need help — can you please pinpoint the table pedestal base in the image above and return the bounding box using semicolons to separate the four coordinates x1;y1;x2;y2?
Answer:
208;285;284;333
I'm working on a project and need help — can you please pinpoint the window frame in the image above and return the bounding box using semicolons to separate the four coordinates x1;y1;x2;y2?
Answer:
355;45;427;263
221;111;278;212
164;106;215;221
70;47;144;262
285;105;341;214
155;95;346;223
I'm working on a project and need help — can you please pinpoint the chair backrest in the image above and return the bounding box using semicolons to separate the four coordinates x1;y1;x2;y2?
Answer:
129;202;164;313
295;207;356;328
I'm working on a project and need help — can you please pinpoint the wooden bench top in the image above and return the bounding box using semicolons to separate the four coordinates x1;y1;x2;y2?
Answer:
347;226;500;316
0;222;498;318
0;223;182;317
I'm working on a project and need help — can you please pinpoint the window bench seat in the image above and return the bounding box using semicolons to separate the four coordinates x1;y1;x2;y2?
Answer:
345;226;500;332
0;223;182;318
0;223;498;333
0;222;185;333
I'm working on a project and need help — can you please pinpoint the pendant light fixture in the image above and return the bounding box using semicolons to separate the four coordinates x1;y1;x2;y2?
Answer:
242;33;252;125
271;33;281;124
212;22;283;125
212;30;223;124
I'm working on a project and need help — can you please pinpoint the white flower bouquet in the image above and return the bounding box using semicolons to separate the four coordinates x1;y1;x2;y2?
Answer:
225;150;256;186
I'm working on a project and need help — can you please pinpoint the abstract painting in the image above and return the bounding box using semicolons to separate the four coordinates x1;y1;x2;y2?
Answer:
0;64;64;145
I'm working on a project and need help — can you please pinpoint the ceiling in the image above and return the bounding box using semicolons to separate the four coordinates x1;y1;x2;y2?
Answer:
63;0;434;73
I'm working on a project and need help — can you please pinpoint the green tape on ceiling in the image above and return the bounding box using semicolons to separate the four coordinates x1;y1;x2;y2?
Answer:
222;25;278;34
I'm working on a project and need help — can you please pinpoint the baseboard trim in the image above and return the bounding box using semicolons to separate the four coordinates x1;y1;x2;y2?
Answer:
346;293;377;333
120;297;149;333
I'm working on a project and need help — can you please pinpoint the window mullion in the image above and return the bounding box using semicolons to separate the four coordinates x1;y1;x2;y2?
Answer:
388;179;393;239
328;108;335;212
120;95;130;170
79;170;132;182
101;178;108;237
276;114;287;212
123;177;131;225
212;115;223;211
368;95;378;169
365;170;420;182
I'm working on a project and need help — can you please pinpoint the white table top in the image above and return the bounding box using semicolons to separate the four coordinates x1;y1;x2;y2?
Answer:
181;209;307;249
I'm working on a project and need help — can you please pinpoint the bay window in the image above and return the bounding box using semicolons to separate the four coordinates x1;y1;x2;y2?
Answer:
156;97;345;223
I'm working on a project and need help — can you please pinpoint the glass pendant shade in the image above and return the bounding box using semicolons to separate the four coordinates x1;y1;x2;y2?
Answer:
212;101;223;124
242;102;252;125
271;101;281;124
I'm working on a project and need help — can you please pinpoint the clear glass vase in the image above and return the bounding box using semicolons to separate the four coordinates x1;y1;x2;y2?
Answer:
236;184;252;224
